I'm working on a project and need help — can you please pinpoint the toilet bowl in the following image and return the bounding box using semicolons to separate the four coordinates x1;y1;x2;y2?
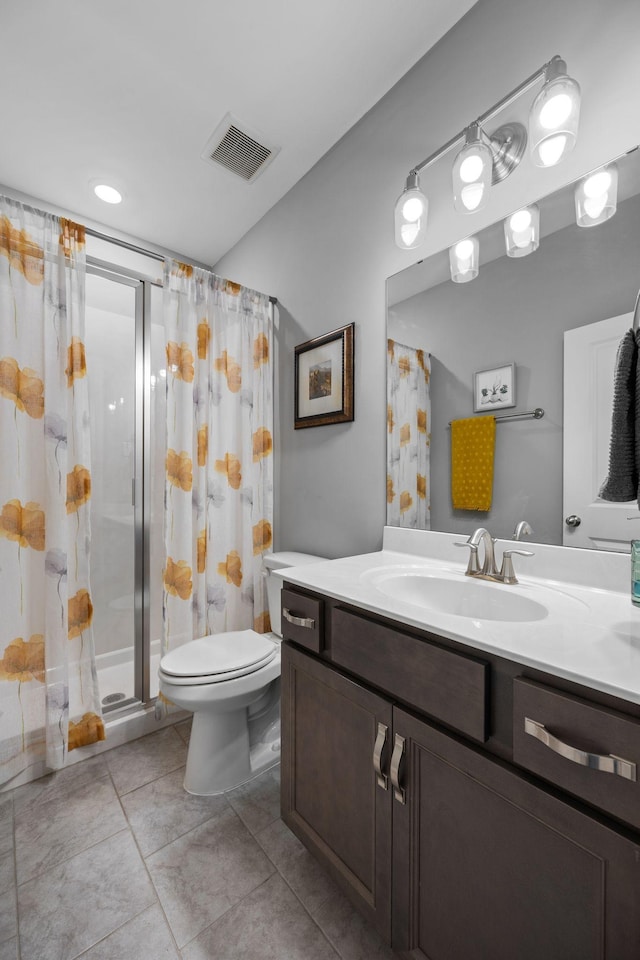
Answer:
158;551;326;795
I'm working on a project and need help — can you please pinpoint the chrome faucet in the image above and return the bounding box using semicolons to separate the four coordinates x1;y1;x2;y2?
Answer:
455;527;496;578
456;527;533;584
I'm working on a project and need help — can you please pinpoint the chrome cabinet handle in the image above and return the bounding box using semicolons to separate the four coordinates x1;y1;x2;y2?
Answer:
282;608;315;629
390;734;406;804
524;718;637;782
373;723;388;790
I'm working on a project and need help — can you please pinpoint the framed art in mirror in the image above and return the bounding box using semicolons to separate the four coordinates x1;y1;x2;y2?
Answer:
473;362;516;412
295;323;354;428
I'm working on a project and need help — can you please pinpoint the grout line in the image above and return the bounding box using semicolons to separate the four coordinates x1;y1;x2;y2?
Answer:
251;820;358;960
107;760;192;959
178;873;277;955
15;826;132;891
244;852;343;960
70;903;164;960
13;777;130;889
104;724;190;798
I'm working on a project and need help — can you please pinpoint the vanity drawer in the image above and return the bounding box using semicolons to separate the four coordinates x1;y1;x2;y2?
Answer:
330;606;488;741
281;588;324;653
513;678;640;830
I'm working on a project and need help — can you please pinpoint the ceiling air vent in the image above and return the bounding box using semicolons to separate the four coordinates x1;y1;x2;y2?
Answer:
201;113;280;183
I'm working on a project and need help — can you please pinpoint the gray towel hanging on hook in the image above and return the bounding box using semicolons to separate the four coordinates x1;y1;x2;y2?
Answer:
599;328;640;506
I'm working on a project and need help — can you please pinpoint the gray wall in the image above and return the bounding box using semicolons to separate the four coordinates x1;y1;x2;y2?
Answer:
389;191;640;545
214;0;640;559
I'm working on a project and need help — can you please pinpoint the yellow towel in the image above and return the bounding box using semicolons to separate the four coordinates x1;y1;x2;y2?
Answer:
451;416;496;511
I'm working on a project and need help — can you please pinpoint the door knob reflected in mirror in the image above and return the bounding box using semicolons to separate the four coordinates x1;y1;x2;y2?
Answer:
565;515;582;528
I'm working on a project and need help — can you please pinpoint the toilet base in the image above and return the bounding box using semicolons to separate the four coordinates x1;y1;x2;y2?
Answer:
183;706;281;796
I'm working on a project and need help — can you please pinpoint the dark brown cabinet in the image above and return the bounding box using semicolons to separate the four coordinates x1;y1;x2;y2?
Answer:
281;642;393;939
281;586;640;959
392;708;640;960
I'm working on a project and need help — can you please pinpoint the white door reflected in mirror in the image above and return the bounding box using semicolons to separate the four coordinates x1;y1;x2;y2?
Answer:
563;311;638;551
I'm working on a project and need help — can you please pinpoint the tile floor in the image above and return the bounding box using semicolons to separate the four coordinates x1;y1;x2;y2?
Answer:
0;721;398;960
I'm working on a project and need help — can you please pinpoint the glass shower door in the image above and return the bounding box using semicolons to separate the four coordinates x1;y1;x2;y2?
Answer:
85;271;140;707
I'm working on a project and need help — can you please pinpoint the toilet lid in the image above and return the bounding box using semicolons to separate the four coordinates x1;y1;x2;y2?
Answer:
160;629;277;680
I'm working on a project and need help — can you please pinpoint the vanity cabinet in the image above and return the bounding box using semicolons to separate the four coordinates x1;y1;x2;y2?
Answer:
392;708;640;959
281;641;393;937
281;584;640;959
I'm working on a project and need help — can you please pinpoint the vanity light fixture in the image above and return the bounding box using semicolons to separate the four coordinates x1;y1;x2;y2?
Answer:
395;55;580;250
504;204;540;257
449;236;479;283
575;163;618;227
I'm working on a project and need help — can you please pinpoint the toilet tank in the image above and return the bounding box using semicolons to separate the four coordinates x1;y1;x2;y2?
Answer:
263;551;327;637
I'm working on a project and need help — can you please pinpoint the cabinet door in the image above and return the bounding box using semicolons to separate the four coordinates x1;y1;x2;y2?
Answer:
281;643;393;940
392;707;640;960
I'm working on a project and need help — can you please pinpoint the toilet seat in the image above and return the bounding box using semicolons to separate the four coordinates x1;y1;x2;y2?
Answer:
159;629;277;686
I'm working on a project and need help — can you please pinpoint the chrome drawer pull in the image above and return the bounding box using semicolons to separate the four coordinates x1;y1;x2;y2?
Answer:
524;718;637;782
282;608;315;629
390;733;406;804
373;722;388;790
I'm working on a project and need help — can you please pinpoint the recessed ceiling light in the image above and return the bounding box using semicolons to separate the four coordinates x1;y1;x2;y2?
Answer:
94;183;122;204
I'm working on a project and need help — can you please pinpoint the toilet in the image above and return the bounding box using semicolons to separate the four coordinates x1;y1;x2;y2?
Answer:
158;551;326;795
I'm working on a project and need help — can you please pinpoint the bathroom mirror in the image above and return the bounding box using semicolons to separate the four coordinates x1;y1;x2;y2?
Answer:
386;146;640;547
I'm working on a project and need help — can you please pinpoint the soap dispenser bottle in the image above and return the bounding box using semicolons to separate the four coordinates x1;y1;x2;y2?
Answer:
629;518;640;606
632;539;640;606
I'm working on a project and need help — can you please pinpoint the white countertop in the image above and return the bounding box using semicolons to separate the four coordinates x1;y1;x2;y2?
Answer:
276;527;640;706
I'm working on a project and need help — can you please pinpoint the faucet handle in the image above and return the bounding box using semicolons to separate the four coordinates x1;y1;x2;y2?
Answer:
454;541;481;576
499;548;534;585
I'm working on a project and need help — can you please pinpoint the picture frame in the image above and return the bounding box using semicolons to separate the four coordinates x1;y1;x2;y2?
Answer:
295;323;354;429
473;362;516;412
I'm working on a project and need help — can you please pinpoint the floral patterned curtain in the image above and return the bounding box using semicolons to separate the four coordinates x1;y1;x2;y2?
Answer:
387;338;431;528
162;261;273;669
0;198;104;785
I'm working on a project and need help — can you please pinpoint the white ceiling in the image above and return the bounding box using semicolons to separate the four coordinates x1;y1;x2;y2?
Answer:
0;0;477;266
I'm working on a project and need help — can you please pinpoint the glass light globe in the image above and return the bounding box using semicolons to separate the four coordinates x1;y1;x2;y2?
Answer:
529;62;580;168
453;125;493;214
449;235;479;282
575;163;618;227
394;179;428;249
504;204;539;258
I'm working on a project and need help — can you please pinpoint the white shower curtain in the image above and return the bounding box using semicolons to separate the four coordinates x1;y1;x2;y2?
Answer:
386;338;431;528
162;262;273;671
0;198;104;784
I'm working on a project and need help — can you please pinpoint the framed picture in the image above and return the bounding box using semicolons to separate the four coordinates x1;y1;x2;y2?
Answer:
295;323;354;429
473;362;516;412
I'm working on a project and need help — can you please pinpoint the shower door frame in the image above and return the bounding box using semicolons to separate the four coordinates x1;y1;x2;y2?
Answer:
87;258;161;709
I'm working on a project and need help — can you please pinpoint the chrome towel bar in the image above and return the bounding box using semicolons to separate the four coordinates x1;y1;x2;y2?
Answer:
448;407;544;427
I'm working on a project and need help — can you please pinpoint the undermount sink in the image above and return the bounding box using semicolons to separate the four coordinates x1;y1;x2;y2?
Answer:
369;571;549;622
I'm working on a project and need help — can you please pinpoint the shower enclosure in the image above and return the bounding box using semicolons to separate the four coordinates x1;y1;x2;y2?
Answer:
84;254;165;712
